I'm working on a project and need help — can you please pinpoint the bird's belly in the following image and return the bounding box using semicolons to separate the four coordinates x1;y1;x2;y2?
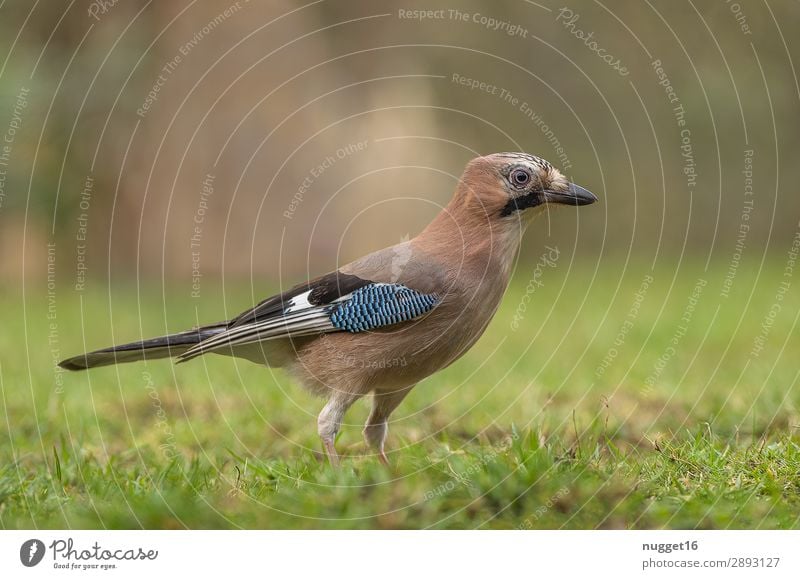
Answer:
288;299;499;397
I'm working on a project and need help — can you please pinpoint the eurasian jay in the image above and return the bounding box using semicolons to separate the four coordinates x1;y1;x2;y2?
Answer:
60;152;597;465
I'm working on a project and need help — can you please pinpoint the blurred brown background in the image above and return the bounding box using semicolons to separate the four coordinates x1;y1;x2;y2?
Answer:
0;0;797;289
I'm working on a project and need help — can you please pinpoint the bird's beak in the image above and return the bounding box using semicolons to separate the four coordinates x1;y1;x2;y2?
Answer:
544;183;598;206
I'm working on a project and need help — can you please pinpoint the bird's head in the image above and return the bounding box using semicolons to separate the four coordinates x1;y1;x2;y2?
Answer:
458;152;597;221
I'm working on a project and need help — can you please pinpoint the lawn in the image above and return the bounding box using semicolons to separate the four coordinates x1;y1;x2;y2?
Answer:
2;260;799;529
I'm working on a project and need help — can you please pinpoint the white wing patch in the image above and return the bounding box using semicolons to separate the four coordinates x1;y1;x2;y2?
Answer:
284;290;313;313
177;288;360;362
176;282;433;363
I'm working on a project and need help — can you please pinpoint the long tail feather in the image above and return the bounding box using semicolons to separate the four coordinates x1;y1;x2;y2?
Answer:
58;324;227;371
176;309;333;363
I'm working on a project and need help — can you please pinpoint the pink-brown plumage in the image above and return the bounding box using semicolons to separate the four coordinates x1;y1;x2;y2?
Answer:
59;153;597;465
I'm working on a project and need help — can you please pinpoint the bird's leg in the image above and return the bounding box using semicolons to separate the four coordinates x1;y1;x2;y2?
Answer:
363;387;412;466
317;392;358;467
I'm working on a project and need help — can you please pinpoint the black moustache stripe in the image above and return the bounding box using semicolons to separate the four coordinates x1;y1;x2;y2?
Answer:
499;192;542;217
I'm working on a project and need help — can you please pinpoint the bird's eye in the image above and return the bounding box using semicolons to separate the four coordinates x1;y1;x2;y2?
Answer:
510;168;531;188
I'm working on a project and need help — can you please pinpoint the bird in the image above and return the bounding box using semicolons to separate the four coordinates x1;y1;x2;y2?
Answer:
59;152;597;466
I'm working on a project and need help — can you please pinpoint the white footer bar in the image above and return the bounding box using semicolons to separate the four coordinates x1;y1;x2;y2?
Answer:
2;530;798;578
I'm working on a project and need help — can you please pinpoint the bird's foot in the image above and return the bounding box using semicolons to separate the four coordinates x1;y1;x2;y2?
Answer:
322;437;340;467
377;450;389;466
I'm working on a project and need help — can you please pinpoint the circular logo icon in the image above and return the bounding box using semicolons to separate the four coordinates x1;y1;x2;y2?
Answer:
20;539;46;567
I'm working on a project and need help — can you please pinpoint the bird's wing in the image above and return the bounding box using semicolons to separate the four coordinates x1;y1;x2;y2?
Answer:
177;271;439;362
227;272;371;328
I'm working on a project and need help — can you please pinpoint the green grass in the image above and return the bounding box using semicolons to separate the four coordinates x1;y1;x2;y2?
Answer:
2;260;799;528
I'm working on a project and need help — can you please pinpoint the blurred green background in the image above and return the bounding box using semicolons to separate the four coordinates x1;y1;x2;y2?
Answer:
1;0;797;282
1;0;799;529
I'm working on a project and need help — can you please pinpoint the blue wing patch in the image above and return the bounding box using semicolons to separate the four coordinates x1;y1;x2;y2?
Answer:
330;284;439;333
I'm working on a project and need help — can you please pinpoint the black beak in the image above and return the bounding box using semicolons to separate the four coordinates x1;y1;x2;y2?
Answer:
544;183;598;206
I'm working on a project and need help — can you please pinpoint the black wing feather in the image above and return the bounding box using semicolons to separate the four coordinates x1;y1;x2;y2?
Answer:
228;271;372;327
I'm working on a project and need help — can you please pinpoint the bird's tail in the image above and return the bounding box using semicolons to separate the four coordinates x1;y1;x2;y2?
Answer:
58;323;227;371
